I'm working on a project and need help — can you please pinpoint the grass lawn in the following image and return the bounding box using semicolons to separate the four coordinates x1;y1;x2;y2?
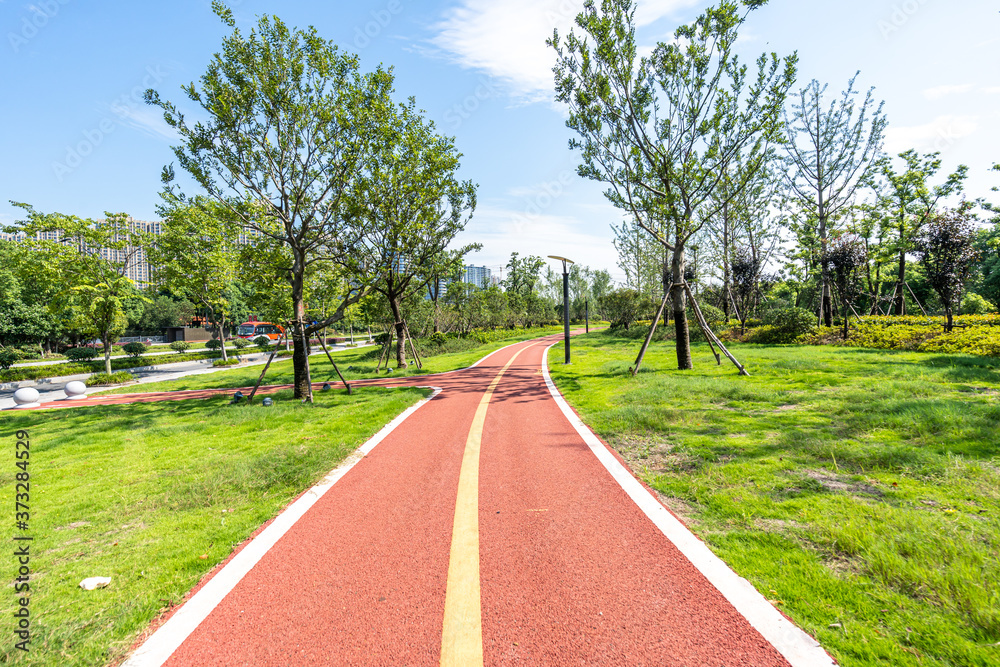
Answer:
96;326;564;396
0;386;428;666
548;331;1000;667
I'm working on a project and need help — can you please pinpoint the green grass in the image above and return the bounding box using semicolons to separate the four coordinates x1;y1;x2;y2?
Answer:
0;348;283;384
97;326;563;396
548;333;1000;667
0;386;428;666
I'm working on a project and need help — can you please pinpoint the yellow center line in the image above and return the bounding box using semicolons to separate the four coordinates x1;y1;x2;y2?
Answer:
440;347;527;667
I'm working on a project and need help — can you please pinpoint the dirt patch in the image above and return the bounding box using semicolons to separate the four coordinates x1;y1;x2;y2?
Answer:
753;518;804;533
653;492;701;526
55;521;91;530
803;469;885;498
613;434;700;474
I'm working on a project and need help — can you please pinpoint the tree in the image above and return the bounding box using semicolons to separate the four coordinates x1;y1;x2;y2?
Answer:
150;197;244;362
612;216;663;298
918;206;979;332
353;100;477;368
875;150;967;315
783;72;886;326
6;205;149;374
600;288;649;330
503;252;545;297
730;248;761;334
145;4;397;400
551;0;795;374
825;234;868;339
0;241;62;350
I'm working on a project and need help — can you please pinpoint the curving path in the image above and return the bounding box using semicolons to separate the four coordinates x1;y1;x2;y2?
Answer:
34;333;834;666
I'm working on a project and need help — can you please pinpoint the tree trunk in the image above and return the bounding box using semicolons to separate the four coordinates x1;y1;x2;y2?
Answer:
671;246;692;370
894;246;907;315
945;306;953;333
388;296;407;369
219;312;228;362
104;338;112;375
290;252;313;401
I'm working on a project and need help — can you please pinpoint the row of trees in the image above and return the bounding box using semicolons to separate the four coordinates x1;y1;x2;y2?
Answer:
553;0;997;373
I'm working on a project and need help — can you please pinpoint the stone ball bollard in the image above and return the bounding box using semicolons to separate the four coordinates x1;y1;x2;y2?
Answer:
13;387;41;409
64;381;88;400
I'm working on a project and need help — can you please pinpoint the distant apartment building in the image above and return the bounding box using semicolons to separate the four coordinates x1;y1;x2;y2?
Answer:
463;265;492;289
1;218;162;288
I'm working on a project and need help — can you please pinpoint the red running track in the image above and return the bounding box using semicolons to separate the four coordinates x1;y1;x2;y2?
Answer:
113;333;833;666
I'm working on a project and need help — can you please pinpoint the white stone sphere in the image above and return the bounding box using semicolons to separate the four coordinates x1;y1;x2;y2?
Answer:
64;381;88;399
13;387;41;408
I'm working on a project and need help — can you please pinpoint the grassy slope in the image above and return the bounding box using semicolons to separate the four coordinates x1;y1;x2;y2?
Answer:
547;332;1000;667
0;387;428;666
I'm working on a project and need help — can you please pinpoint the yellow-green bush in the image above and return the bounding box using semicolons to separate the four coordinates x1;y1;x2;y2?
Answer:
799;315;1000;357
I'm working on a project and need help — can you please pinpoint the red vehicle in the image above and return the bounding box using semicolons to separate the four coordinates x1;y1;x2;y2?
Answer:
236;320;285;341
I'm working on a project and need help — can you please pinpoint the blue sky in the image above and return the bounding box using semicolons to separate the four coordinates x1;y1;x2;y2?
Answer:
2;0;997;282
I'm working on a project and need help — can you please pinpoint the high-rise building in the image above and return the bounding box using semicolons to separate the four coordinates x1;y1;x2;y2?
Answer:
2;219;163;288
463;265;492;289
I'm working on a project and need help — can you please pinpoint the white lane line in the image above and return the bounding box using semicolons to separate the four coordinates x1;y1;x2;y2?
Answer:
121;387;443;667
539;345;837;667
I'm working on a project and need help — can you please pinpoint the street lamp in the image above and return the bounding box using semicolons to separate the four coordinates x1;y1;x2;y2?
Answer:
548;255;574;364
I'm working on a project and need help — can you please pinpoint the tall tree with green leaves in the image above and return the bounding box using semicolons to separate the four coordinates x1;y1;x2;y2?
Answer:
150;196;244;362
783;72;887;326
550;0;796;373
352;100;477;368
145;3;396;400
6;205;149;374
875;150;967;315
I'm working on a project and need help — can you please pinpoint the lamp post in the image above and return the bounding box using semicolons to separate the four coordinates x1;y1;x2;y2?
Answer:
548;255;574;364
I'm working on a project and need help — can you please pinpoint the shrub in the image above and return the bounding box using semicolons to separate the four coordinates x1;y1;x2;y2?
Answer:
429;332;447;346
169;341;191;354
695;303;726;328
763;307;816;338
962;292;995;315
0;348;17;371
14;347;41;360
205;339;223;350
86;371;134;387
233;338;251;350
65;347;99;362
254;335;272;351
213;358;240;367
122;342;148;359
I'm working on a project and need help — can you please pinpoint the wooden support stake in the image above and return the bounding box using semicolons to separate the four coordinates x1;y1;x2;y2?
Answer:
318;336;352;395
684;283;749;377
248;330;286;404
631;290;670;376
403;320;423;369
903;281;929;317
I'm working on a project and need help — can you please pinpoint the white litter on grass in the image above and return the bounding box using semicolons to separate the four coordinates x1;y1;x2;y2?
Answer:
80;577;111;591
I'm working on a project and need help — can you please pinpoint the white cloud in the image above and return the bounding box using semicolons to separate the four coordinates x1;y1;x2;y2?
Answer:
922;83;974;100
450;205;623;280
982;86;1000;94
430;0;701;102
884;115;979;154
